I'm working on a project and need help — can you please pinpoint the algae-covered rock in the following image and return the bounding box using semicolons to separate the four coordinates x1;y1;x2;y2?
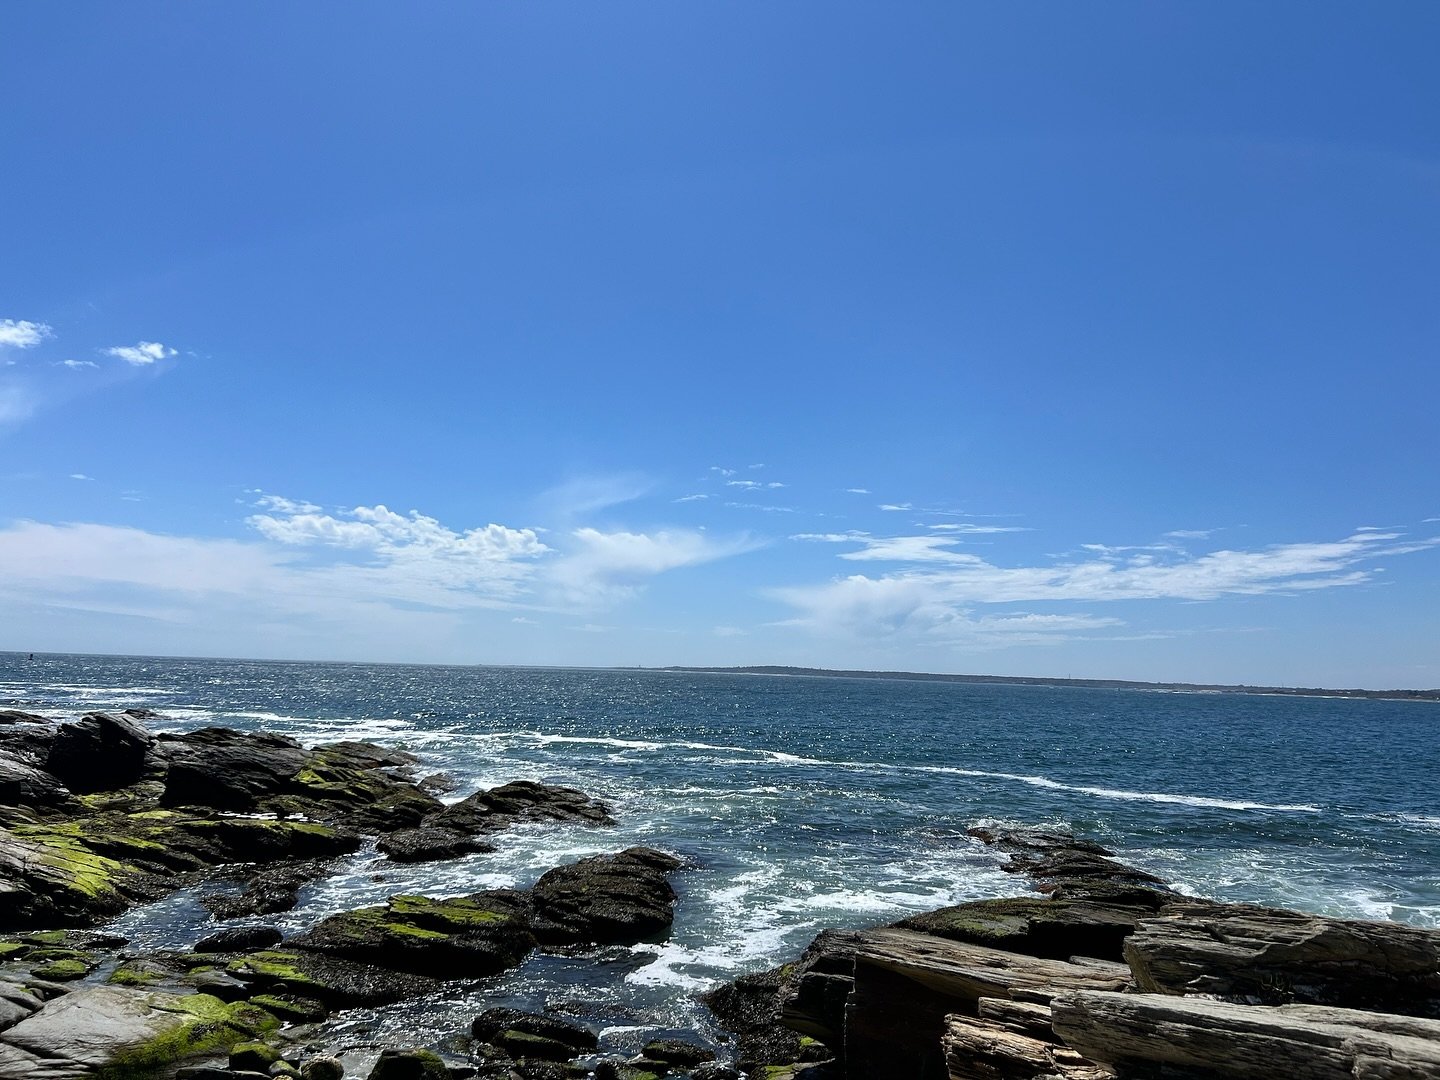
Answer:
0;987;275;1078
226;949;441;1007
300;1056;344;1080
366;1047;449;1080
891;895;1149;962
293;891;536;978
530;847;682;945
230;1039;283;1071
470;1008;597;1054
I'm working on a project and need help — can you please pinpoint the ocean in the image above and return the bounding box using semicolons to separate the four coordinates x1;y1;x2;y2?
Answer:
3;652;1438;1053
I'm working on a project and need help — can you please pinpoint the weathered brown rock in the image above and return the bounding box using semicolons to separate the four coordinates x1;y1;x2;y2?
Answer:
1124;904;1440;1015
1050;990;1440;1080
943;1012;1111;1079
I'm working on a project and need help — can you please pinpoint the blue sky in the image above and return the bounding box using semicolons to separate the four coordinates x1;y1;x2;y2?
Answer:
2;3;1437;687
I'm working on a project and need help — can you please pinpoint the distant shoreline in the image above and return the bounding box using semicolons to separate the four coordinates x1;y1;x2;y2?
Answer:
650;665;1440;702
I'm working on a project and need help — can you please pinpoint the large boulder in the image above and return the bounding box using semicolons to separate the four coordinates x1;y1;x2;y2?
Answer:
292;891;537;978
157;728;308;812
529;847;682;945
45;713;155;795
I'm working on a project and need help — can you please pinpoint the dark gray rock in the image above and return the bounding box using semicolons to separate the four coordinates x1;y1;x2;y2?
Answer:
426;780;613;836
365;1048;450;1080
0;710;48;725
641;1038;716;1066
377;828;495;864
470;1008;598;1052
530;847;681;945
158;728;308;812
195;926;285;954
46;712;156;794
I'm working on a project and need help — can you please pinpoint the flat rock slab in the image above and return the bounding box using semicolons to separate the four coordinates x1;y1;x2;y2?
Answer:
0;986;270;1079
1124;904;1440;1015
1051;990;1440;1080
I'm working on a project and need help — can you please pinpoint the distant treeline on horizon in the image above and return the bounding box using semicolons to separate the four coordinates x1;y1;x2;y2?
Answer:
654;665;1440;703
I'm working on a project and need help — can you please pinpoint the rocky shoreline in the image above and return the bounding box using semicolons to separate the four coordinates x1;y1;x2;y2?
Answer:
2;709;1437;1080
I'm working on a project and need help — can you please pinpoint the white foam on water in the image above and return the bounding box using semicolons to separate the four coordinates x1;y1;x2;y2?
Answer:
906;764;1321;812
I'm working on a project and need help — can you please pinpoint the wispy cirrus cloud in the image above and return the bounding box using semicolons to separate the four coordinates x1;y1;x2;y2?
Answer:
58;359;98;370
775;528;1440;647
105;341;177;366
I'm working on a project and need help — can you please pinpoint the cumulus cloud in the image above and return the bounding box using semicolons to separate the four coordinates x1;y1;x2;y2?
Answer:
0;319;52;349
105;341;177;366
0;493;760;651
774;529;1440;646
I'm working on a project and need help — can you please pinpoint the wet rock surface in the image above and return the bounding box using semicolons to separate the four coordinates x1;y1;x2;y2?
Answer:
4;710;1433;1080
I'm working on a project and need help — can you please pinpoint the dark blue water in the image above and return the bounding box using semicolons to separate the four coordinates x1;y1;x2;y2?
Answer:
3;653;1437;1052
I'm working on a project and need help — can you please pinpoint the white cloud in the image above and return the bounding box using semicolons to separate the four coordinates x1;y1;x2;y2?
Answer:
68;473;93;481
58;359;98;370
551;526;757;604
0;319;52;349
878;503;912;512
1164;529;1215;540
725;502;797;513
846;488;871;495
105;341;177;366
926;523;1029;535
710;466;736;477
247;499;550;605
726;480;763;490
774;529;1440;645
674;494;709;503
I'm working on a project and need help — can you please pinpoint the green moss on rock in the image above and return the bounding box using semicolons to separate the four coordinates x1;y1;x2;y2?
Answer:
31;957;90;980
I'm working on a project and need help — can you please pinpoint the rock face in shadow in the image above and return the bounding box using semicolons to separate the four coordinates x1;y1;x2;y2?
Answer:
376;827;496;864
45;713;157;795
